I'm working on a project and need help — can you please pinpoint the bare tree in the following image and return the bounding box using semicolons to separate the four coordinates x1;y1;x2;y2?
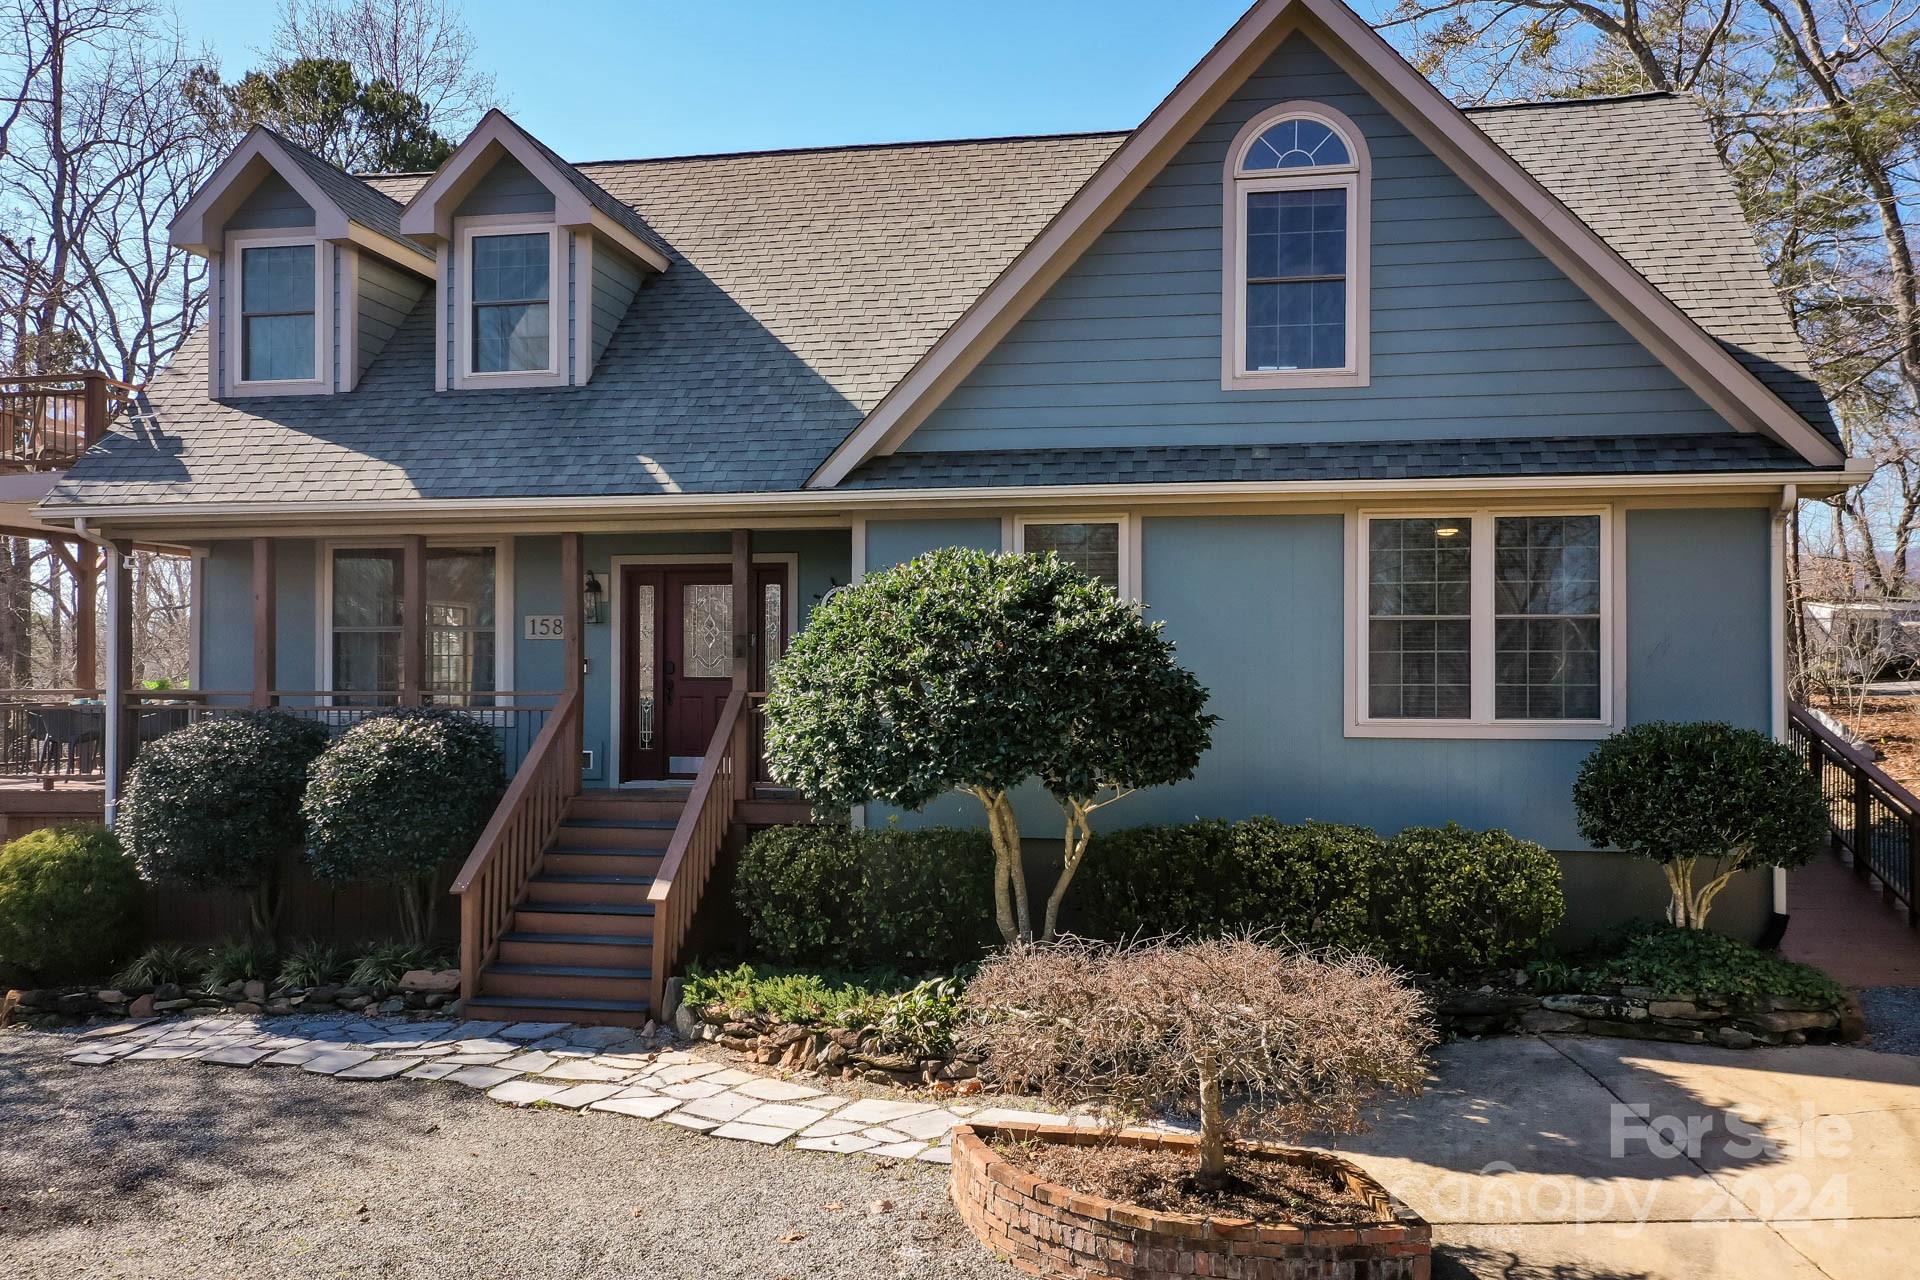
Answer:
273;0;498;146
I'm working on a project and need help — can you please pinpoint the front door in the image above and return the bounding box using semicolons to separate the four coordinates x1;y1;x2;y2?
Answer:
620;563;787;781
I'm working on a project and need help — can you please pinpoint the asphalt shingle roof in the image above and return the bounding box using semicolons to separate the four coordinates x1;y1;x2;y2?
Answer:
50;93;1840;509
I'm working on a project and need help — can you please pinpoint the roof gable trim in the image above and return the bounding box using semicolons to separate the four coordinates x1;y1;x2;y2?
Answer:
806;0;1842;487
169;128;425;269
399;110;670;272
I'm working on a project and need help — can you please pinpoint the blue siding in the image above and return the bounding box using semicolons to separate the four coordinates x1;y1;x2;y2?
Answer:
455;155;556;217
198;540;315;693
865;518;1001;569
905;32;1732;453
356;254;429;382
591;242;644;369
226;172;314;230
857;507;1772;851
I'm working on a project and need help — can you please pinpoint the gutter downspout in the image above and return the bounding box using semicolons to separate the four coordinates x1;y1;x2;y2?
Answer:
1772;484;1797;917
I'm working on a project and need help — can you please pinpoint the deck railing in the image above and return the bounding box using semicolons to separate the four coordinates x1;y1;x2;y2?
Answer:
0;690;106;776
1789;703;1919;926
450;688;583;998
0;372;136;472
648;688;753;1011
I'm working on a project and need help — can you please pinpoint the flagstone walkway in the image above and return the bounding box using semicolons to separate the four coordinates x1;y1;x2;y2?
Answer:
54;1012;1076;1163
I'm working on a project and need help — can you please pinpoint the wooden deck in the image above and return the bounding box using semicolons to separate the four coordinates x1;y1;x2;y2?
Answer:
0;775;104;840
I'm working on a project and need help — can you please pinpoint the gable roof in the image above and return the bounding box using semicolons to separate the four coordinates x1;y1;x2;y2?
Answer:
810;0;1842;484
397;110;671;270
169;126;431;266
52;28;1847;514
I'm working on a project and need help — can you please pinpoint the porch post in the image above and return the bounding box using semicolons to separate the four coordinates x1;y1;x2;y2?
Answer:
72;539;97;691
103;539;133;823
251;538;276;706
731;529;752;799
561;533;584;795
400;534;426;705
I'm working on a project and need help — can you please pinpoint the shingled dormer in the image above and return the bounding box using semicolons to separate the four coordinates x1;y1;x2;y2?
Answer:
398;110;671;391
170;127;433;399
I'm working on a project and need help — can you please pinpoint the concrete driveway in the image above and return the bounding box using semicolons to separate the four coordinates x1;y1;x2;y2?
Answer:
1322;1036;1918;1279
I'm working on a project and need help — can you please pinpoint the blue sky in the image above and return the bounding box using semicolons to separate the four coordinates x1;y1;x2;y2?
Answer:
179;0;1396;162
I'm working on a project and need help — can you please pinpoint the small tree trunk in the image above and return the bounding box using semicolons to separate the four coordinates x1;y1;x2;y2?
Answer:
1000;791;1033;942
248;871;282;946
1042;798;1096;942
1196;1051;1228;1190
970;787;1021;945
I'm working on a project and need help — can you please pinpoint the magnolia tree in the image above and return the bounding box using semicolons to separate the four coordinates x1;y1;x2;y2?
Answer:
962;937;1434;1188
1573;721;1828;929
762;548;1216;943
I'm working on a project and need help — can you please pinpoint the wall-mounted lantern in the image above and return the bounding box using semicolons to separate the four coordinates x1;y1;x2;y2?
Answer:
583;570;607;625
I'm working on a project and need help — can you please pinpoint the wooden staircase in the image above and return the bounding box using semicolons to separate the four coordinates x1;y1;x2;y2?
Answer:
461;782;813;1028
462;790;683;1028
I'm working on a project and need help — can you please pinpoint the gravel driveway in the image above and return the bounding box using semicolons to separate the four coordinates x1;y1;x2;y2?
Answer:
0;1035;1004;1280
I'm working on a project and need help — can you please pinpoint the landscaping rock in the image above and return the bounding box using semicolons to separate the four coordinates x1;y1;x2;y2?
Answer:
128;994;154;1018
1714;1026;1758;1049
1753;1009;1836;1034
1519;1008;1584;1034
398;969;459;995
243;981;266;1002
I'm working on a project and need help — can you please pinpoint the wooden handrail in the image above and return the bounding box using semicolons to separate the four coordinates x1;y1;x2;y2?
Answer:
1789;702;1919;925
452;688;583;998
648;686;750;1011
0;371;139;473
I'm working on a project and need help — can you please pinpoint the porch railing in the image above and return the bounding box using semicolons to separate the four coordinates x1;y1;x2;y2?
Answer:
1789;703;1919;926
648;688;754;1011
450;688;583;999
0;372;137;472
0;690;106;777
118;689;559;779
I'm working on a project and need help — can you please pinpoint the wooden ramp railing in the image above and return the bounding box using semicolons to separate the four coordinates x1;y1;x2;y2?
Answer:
648;688;753;1011
1790;703;1919;926
452;689;583;998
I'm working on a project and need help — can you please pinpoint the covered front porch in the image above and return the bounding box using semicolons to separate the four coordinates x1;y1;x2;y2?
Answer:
75;523;846;1024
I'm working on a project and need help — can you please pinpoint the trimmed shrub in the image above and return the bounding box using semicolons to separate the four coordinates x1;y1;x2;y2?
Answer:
1570;923;1844;1004
1073;818;1378;946
0;824;141;980
1371;824;1565;975
119;710;331;938
304;707;503;943
1575;721;1827;929
735;825;997;971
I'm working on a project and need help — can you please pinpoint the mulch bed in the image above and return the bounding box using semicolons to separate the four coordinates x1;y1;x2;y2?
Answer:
988;1134;1381;1224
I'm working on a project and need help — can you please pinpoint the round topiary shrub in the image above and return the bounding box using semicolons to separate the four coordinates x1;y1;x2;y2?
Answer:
303;707;503;942
0;824;142;981
1370;824;1565;975
1574;720;1828;930
1072;818;1378;946
735;824;997;971
119;710;331;939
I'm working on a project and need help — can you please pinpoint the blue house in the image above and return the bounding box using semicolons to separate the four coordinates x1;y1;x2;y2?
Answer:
38;0;1862;1025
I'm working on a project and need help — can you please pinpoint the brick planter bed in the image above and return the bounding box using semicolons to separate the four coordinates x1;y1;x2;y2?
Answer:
949;1121;1430;1280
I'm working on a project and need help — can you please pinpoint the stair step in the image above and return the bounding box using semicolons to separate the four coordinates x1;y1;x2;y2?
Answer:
547;845;665;858
554;822;675;849
517;899;655;916
525;873;655;907
497;931;652;967
489;962;651;980
544;849;663;878
534;872;655;885
513;904;652;940
462;994;653;1029
564;817;678;830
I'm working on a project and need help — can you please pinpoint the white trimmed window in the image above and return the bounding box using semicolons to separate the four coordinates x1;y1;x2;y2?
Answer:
1222;103;1370;390
1012;515;1137;598
454;218;564;388
323;543;507;699
1349;509;1618;738
224;231;328;395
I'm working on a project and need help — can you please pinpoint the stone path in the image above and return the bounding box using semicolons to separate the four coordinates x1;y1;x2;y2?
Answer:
55;1013;1075;1165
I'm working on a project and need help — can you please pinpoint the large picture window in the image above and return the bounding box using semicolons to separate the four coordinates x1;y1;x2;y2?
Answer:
1351;510;1615;737
328;545;501;698
1223;104;1369;390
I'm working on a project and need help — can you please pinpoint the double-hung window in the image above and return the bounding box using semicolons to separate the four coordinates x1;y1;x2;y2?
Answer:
226;233;326;394
1224;104;1369;390
328;545;501;700
1352;510;1615;736
455;221;562;386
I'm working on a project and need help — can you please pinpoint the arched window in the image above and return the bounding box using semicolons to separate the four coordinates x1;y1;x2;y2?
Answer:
1222;103;1370;389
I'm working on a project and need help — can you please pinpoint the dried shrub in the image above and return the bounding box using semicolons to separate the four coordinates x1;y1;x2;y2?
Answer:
961;936;1434;1186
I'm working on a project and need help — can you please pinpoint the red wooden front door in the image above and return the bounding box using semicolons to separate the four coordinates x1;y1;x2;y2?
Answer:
620;563;787;781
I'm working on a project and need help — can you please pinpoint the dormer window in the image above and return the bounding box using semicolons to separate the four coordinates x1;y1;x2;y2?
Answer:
224;229;329;396
1222;103;1371;390
454;219;564;387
